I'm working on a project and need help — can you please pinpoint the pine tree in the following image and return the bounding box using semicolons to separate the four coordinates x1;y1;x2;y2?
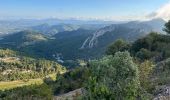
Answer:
163;20;170;34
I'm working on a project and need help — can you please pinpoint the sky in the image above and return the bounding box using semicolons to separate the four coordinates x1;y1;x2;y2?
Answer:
0;0;170;21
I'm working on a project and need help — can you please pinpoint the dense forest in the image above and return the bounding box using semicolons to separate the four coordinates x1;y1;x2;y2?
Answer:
0;49;66;81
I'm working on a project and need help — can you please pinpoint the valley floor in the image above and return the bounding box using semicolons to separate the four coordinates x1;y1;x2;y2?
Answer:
0;79;43;90
0;73;57;90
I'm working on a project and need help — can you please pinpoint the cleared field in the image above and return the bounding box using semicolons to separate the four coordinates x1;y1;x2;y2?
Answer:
0;79;43;90
0;73;63;90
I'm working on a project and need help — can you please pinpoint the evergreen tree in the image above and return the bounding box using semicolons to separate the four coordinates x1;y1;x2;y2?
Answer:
106;39;130;55
163;20;170;34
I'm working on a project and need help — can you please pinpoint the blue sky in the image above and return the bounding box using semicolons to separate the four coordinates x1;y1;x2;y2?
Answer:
0;0;169;20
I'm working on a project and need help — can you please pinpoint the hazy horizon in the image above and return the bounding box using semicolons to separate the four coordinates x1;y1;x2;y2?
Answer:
0;0;170;21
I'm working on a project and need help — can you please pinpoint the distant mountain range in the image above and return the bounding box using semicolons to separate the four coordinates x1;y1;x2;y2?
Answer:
0;18;166;67
81;18;166;49
29;23;106;36
0;18;118;36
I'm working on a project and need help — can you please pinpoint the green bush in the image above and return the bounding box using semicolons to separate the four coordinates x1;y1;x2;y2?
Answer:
106;39;130;55
85;51;139;100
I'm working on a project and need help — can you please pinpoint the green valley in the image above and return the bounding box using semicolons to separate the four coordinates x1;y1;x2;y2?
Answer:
0;5;170;99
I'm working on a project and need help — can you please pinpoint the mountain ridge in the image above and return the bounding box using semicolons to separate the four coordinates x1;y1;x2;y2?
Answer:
0;18;166;67
81;18;166;49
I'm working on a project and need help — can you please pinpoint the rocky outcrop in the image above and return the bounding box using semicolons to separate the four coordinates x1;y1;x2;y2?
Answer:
53;88;84;100
154;86;170;100
80;25;115;49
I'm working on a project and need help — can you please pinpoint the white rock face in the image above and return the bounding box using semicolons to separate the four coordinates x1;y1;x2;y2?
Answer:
80;37;90;49
81;25;115;49
89;26;115;48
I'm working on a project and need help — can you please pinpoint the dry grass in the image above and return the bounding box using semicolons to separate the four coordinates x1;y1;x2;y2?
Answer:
0;57;19;63
0;72;63;90
0;79;43;90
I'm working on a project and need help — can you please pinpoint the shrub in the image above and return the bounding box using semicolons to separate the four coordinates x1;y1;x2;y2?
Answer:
85;51;139;100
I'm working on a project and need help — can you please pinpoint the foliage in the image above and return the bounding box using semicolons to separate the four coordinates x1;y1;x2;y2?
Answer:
131;32;170;61
53;66;90;95
104;33;170;97
138;60;155;92
85;52;139;100
106;39;130;55
0;49;16;57
136;48;153;61
152;58;170;86
0;49;66;81
0;27;170;99
163;20;170;34
0;83;52;100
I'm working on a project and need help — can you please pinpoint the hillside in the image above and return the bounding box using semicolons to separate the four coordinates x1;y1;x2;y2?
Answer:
0;30;48;48
52;33;170;100
1;0;170;99
0;20;170;100
29;23;108;36
0;49;66;81
30;24;80;36
81;18;166;49
22;29;94;66
0;19;113;36
0;19;166;67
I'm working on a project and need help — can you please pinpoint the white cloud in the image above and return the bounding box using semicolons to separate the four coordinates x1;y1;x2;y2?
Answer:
149;1;170;21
